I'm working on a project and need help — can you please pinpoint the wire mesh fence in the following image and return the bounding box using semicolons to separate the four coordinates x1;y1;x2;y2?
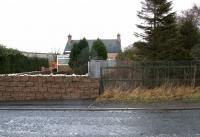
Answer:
100;61;200;91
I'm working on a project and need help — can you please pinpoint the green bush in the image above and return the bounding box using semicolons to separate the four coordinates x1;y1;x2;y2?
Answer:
91;39;107;60
0;45;48;74
69;38;89;74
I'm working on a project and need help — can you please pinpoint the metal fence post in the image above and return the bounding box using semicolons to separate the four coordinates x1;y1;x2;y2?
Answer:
99;66;104;95
192;65;197;89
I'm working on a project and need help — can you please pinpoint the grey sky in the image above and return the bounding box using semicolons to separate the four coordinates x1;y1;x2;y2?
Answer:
0;0;199;53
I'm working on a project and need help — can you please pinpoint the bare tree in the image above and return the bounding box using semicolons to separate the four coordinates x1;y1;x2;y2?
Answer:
181;4;200;27
51;48;60;62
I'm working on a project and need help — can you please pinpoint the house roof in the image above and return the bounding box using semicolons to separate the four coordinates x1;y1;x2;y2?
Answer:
64;39;121;54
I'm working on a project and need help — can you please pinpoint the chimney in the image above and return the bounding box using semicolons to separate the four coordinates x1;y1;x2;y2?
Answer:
117;33;121;42
68;34;72;43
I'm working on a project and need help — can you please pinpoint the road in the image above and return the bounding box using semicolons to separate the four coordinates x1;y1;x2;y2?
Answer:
0;109;200;137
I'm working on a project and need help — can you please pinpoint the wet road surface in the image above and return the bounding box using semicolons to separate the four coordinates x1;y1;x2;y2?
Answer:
0;109;200;137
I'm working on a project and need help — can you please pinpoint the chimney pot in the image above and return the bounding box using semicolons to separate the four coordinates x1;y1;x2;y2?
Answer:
117;33;121;42
68;34;72;43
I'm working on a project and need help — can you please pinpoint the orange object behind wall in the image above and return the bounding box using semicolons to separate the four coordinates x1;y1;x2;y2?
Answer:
49;61;57;69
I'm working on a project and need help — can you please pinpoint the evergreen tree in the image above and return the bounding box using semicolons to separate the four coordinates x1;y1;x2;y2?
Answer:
116;42;146;61
68;38;89;73
191;44;200;60
176;5;200;60
0;45;48;74
178;19;200;59
91;39;107;60
78;38;89;65
136;0;178;60
69;43;80;69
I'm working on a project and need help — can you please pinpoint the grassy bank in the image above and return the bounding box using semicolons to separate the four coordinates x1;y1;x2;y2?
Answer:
97;86;200;103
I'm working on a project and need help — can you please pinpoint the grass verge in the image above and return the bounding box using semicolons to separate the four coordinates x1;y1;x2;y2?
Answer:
96;86;200;103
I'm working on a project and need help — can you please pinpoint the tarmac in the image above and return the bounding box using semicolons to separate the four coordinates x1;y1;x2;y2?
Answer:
0;99;200;111
0;100;200;136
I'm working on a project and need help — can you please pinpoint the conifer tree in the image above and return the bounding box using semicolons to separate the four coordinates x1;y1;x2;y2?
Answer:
136;0;178;60
91;39;107;60
69;38;89;73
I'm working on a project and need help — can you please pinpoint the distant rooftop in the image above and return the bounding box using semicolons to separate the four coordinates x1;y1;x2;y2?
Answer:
64;34;122;54
22;51;55;61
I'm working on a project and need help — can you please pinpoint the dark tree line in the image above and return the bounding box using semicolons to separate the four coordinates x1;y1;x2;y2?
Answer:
0;45;48;74
117;0;200;61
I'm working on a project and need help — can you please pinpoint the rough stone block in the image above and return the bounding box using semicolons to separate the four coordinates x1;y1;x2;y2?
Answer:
63;82;69;88
51;93;62;98
48;87;58;93
60;81;67;86
81;78;92;83
90;82;99;88
65;88;74;93
54;77;63;82
62;92;71;99
57;88;65;93
22;87;31;92
35;93;44;100
72;77;80;82
46;76;55;82
0;82;9;86
0;76;5;82
18;82;25;87
26;92;35;97
79;92;91;99
26;82;34;87
33;82;43;87
18;92;26;98
70;91;80;99
42;82;52;88
26;96;35;100
12;76;21;82
64;77;72;82
52;82;61;88
0;96;6;101
9;82;17;87
29;76;38;82
13;87;22;92
39;87;47;92
30;87;39;92
4;76;14;82
69;82;79;88
3;91;11;97
11;92;19;97
38;77;46;82
20;76;29;82
0;86;5;91
45;93;61;100
6;87;14;92
78;83;88;88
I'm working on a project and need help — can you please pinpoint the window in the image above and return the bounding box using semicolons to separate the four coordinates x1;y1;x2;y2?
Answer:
57;55;70;65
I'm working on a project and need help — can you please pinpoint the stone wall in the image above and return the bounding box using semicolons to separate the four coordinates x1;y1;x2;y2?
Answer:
0;76;99;101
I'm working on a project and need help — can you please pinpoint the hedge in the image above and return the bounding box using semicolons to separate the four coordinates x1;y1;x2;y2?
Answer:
0;46;48;74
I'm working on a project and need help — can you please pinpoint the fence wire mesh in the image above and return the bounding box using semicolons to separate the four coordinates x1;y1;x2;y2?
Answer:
101;61;200;90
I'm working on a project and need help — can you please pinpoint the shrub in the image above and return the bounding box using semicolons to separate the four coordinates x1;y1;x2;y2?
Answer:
0;45;48;74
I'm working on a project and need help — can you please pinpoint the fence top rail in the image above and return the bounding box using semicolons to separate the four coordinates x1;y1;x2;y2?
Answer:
102;66;198;69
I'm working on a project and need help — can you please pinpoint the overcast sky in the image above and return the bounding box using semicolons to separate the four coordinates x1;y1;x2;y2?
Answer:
0;0;199;53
